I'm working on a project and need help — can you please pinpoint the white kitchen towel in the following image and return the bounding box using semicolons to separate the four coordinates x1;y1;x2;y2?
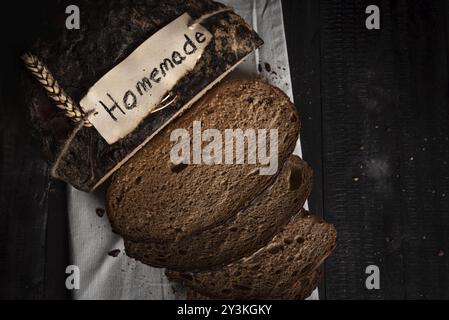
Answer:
68;0;317;300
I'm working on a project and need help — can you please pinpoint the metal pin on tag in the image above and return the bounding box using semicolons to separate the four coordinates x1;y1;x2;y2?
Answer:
152;92;178;114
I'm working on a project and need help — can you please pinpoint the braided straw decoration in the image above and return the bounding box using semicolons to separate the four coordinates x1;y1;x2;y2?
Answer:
22;53;92;127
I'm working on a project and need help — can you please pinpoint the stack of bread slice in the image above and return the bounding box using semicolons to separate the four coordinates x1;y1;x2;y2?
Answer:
106;80;336;299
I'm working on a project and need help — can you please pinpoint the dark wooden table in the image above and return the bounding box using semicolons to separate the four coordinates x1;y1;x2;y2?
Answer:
1;0;448;299
284;0;449;299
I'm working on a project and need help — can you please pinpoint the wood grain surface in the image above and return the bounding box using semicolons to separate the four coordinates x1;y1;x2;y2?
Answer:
284;0;449;299
0;1;70;300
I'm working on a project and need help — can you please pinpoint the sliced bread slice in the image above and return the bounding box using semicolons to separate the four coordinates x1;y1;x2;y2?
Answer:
106;80;300;243
166;211;336;300
185;269;321;300
124;155;313;271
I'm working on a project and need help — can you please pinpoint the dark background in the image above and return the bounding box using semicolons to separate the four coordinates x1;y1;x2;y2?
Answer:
1;0;449;299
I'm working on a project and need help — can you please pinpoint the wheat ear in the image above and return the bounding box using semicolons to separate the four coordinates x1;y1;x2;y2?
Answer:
21;52;92;127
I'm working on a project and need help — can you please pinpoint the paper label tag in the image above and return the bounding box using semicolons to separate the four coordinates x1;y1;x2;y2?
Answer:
79;13;212;144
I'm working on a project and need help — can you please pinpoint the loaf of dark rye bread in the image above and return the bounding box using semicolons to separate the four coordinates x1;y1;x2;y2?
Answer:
124;155;313;271
22;0;263;191
106;80;300;243
166;211;336;300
